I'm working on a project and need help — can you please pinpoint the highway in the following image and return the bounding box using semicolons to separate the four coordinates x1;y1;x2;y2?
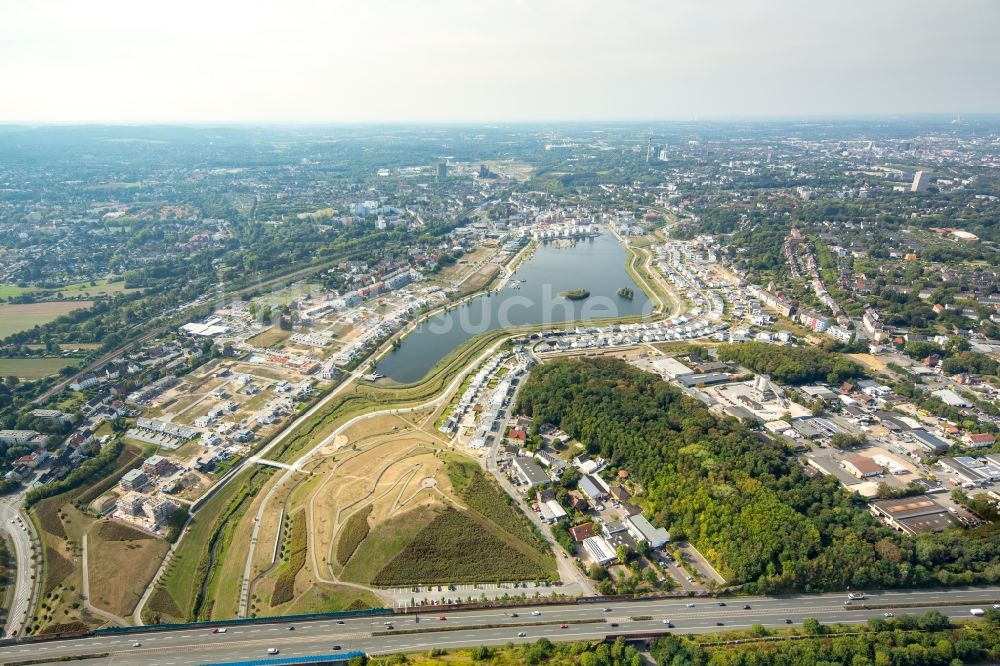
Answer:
5;587;998;666
0;494;38;637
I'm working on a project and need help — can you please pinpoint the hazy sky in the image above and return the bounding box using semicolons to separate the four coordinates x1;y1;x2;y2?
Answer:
2;0;999;123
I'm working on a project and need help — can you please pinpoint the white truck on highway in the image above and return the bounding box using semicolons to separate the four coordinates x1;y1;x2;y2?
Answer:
970;608;985;616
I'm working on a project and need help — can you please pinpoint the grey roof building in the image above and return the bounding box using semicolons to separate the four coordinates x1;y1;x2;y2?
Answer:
512;456;549;488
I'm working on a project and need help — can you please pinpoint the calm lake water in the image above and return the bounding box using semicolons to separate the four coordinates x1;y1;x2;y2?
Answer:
375;232;651;383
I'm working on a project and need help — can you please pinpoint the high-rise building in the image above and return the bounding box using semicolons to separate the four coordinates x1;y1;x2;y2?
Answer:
436;160;448;180
911;170;930;192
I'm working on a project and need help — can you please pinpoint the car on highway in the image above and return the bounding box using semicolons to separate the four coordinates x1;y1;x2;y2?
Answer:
883;612;894;617
517;632;526;638
718;602;726;606
288;626;295;630
784;619;793;624
993;604;1000;609
743;604;751;610
336;620;345;625
509;612;519;618
132;642;141;648
602;607;612;612
560;623;569;629
212;628;227;634
332;645;342;651
384;621;394;625
531;610;541;616
686;603;695;607
662;620;673;627
438;615;447;621
385;624;394;630
267;648;279;655
610;622;619;627
716;622;724;626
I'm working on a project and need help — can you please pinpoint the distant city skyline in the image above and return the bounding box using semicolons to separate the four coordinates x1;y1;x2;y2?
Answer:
2;0;999;123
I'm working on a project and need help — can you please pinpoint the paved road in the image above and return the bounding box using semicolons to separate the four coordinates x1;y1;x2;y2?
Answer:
0;494;37;637
7;587;999;666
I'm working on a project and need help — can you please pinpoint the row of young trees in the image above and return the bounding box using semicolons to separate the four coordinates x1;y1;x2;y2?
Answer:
515;357;1000;593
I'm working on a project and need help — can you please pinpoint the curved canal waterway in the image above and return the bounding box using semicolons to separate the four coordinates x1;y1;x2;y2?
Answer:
375;232;652;383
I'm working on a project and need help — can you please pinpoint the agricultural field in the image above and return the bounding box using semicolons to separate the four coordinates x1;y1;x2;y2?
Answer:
87;521;169;619
0;301;94;338
0;357;79;379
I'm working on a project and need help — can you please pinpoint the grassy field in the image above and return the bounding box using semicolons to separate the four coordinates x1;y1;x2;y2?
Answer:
0;357;79;378
0;284;39;299
371;506;554;586
87;521;168;618
0;279;135;301
452;263;500;299
145;466;274;623
247;327;293;349
0;301;94;338
279;583;380;615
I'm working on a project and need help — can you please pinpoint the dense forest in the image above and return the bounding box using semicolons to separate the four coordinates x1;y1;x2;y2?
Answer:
516;357;1000;592
716;341;864;385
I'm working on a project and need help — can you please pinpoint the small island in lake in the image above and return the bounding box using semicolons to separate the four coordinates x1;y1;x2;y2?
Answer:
617;287;634;300
559;288;590;300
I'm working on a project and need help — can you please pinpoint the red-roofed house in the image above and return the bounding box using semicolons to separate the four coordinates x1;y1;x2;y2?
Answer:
568;522;597;542
964;432;996;448
508;428;527;442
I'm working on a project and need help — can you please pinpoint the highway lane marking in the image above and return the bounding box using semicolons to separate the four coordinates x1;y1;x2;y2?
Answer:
9;601;996;662
102;631;374;658
9;592;1000;659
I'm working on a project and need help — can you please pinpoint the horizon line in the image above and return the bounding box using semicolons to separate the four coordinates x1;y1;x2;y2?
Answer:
1;112;998;129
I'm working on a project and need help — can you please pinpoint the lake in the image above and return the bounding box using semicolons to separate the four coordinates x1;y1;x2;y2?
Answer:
375;231;651;383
